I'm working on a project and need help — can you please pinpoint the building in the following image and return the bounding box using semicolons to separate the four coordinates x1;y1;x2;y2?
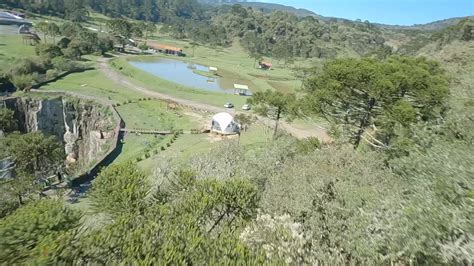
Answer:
211;112;241;135
234;84;250;96
0;11;31;26
148;43;185;56
258;61;272;70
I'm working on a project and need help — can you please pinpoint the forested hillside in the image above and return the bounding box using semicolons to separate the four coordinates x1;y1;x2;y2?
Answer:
3;0;472;61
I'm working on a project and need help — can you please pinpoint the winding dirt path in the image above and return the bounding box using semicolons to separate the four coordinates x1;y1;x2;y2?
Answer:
98;58;331;142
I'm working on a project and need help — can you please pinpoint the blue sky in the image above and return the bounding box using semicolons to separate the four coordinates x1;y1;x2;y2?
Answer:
258;0;474;25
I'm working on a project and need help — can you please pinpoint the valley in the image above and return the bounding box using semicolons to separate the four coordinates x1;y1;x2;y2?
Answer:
0;1;473;264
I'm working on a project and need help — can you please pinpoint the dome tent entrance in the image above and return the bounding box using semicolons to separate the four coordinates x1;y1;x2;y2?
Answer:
211;112;240;135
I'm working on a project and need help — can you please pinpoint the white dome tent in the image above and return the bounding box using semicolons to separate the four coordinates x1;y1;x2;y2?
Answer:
211;112;241;135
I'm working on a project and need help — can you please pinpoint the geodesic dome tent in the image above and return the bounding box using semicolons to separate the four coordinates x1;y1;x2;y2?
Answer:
211;112;240;135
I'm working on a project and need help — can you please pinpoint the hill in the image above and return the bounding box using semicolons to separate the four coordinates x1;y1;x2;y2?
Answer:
376;16;473;31
235;2;321;18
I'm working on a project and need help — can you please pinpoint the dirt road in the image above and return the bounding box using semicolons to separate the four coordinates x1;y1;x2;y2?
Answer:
98;58;331;142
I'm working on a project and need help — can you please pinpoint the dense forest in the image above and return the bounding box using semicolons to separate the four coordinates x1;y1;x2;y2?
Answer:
0;0;473;264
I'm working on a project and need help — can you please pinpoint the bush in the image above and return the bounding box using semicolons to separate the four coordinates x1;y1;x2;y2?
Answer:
57;37;71;49
138;43;149;51
10;74;34;90
46;69;60;80
161;146;165;151
51;56;79;72
62;42;82;60
296;137;321;154
35;43;63;59
8;58;46;76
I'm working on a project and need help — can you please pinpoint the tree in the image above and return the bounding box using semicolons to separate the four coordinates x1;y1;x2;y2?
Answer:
0;132;63;204
59;22;83;38
47;171;263;264
259;145;404;264
272;41;291;66
64;0;88;22
57;37;71;49
0;108;18;133
106;19;133;49
145;22;157;39
189;41;199;57
3;132;63;177
234;113;255;132
35;21;49;43
62;41;82;60
131;22;144;39
248;90;297;138
89;163;149;216
47;23;60;44
387;125;473;264
241;213;310;264
0;200;81;264
35;43;63;59
51;56;78;72
95;36;114;55
10;74;34;91
303;56;449;149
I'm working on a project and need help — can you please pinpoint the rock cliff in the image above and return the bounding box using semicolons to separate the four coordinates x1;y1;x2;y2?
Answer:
2;96;116;174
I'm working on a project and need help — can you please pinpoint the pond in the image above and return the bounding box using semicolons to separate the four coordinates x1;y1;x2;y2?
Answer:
129;58;252;94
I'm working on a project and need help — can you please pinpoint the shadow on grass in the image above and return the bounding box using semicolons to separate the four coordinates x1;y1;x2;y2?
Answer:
32;67;95;89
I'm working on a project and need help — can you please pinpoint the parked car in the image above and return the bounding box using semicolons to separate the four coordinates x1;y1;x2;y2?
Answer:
224;102;234;108
242;104;251;111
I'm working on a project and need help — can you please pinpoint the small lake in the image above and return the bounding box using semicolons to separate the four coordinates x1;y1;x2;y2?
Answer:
129;58;251;94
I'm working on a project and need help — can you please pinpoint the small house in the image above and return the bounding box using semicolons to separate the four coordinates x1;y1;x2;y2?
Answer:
234;84;250;96
258;61;272;70
211;112;241;135
149;43;185;56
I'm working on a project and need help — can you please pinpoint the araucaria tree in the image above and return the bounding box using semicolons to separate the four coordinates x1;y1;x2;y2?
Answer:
106;19;133;49
304;56;449;149
248;90;296;138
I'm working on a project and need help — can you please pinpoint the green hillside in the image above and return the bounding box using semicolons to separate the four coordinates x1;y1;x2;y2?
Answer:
0;0;473;265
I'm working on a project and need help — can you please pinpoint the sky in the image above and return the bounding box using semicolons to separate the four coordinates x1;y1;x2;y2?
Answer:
257;0;474;25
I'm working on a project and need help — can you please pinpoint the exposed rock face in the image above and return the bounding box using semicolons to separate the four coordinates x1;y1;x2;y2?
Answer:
2;96;116;173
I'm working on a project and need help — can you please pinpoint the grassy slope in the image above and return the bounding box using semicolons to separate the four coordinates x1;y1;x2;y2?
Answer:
116;100;199;130
417;40;474;113
0;30;36;70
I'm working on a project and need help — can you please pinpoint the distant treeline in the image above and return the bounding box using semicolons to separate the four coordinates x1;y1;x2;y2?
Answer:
2;0;472;59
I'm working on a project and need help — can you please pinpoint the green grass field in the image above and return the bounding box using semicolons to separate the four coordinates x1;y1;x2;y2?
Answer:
42;68;141;103
116;100;200;130
137;123;272;172
0;28;36;69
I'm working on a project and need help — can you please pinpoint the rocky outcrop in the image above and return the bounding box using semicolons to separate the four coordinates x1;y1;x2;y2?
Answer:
2;96;116;173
